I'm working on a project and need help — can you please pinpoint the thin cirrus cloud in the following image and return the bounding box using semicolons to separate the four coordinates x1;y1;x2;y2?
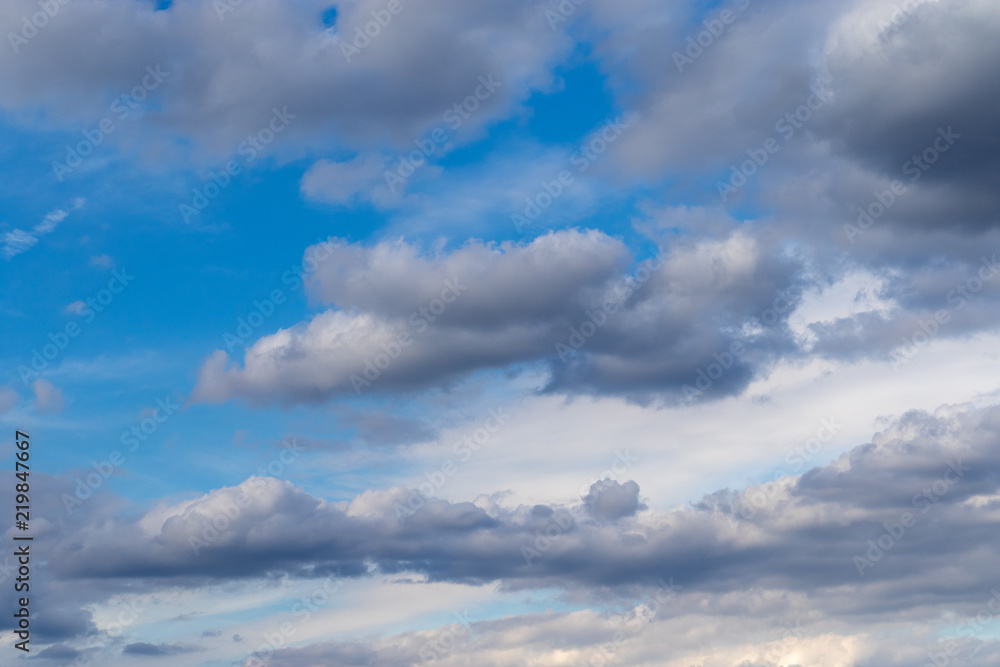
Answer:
1;198;84;260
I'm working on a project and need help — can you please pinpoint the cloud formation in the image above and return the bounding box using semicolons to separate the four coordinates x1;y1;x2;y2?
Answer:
0;0;566;160
37;401;1000;614
10;400;1000;666
192;228;800;404
1;199;84;260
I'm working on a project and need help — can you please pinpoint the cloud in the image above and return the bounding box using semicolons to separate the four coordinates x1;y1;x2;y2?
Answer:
812;0;1000;230
3;2;998;664
337;409;438;447
584;478;646;520
20;401;1000;664
0;0;567;161
580;0;841;180
300;154;392;206
32;378;64;414
1;228;40;259
572;0;1000;286
10;399;1000;662
191;228;801;405
64;300;88;315
34;644;81;662
1;199;84;260
36;400;1000;618
123;641;201;656
242;608;1000;667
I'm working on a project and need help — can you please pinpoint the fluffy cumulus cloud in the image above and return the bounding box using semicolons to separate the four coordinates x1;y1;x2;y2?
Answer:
192;227;802;404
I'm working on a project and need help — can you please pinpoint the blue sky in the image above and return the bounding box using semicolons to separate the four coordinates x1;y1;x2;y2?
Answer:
3;0;1000;665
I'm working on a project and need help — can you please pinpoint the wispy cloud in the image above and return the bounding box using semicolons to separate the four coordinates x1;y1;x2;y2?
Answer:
2;197;85;260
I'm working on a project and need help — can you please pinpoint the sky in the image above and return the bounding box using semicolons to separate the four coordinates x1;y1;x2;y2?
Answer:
1;0;1000;665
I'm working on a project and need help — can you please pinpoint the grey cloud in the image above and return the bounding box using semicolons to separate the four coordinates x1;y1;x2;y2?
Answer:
34;401;1000;624
577;0;1000;311
11;401;1000;659
273;412;436;453
0;0;567;161
813;0;1000;230
242;586;1000;667
802;254;1000;362
582;0;843;179
191;228;802;405
35;644;81;662
584;478;646;520
584;0;1000;236
123;641;201;656
252;627;1000;667
342;410;438;447
303;229;630;327
300;154;393;206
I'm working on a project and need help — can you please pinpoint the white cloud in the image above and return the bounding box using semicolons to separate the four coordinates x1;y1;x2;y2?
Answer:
1;198;85;260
